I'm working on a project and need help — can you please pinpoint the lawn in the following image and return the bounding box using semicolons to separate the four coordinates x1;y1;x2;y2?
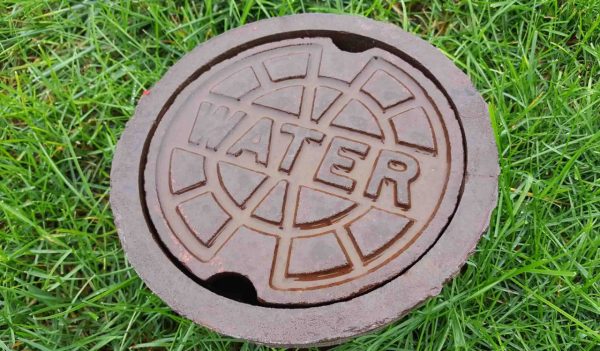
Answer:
1;0;599;350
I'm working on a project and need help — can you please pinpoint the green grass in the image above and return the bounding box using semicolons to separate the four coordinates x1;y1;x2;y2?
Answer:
1;0;599;350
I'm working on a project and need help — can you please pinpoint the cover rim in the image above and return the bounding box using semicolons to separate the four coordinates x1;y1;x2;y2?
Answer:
110;13;499;347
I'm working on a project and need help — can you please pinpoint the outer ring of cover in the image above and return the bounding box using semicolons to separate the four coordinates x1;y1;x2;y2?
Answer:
110;14;499;347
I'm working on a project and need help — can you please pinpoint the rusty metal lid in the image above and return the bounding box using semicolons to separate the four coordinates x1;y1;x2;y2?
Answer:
111;14;499;347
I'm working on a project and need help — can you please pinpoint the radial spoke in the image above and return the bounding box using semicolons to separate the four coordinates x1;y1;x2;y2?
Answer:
335;223;365;270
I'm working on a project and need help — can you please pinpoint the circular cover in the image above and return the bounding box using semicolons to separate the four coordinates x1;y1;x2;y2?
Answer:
111;14;499;347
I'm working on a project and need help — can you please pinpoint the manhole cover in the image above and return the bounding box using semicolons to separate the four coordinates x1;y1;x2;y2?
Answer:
111;14;499;347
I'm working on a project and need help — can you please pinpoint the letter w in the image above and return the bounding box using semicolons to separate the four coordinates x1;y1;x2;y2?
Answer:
188;101;246;151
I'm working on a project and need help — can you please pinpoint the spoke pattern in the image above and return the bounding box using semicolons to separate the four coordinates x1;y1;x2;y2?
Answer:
147;37;459;303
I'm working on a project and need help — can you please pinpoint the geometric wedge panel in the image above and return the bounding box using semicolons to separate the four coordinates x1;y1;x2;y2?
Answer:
287;232;350;276
252;180;288;225
311;86;342;122
253;86;304;116
210;67;260;100
389;107;437;153
331;99;383;139
264;53;309;82
347;207;413;260
217;161;267;208
176;192;231;247
169;148;206;194
294;186;357;228
361;69;413;110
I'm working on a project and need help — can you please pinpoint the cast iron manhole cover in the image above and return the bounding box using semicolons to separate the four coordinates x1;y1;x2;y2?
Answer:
111;14;499;347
